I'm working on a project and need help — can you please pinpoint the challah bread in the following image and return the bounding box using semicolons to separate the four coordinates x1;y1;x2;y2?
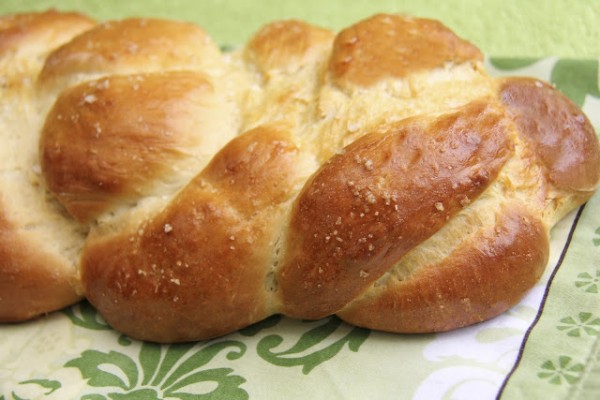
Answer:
1;11;598;342
0;10;95;321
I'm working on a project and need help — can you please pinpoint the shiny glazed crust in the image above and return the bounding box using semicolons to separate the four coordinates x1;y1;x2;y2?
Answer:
1;11;599;341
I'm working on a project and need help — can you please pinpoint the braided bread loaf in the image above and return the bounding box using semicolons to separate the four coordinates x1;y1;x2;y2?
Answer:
1;11;599;342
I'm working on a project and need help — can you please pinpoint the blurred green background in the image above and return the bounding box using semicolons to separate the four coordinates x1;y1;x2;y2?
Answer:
2;0;599;58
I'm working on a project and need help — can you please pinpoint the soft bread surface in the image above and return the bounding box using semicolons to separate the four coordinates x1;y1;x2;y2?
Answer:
0;10;95;321
1;11;599;342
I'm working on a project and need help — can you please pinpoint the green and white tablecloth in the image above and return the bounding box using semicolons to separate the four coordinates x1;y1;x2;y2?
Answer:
1;2;600;399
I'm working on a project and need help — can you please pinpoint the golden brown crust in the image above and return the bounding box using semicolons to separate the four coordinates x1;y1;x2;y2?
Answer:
38;17;222;94
40;71;224;222
330;14;483;89
245;20;334;74
0;10;94;56
81;125;304;342
0;11;94;92
338;204;549;332
279;101;513;319
499;77;600;192
2;11;599;341
0;11;94;322
0;201;81;322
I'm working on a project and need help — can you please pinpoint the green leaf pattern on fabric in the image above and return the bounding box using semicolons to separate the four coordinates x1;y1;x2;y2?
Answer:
62;301;111;331
575;270;600;294
18;380;61;395
7;303;370;398
594;227;600;246
556;312;600;337
538;356;585;385
255;317;370;374
64;341;249;399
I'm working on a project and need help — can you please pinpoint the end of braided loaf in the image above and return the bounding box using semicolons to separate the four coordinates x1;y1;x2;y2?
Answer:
1;11;598;342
